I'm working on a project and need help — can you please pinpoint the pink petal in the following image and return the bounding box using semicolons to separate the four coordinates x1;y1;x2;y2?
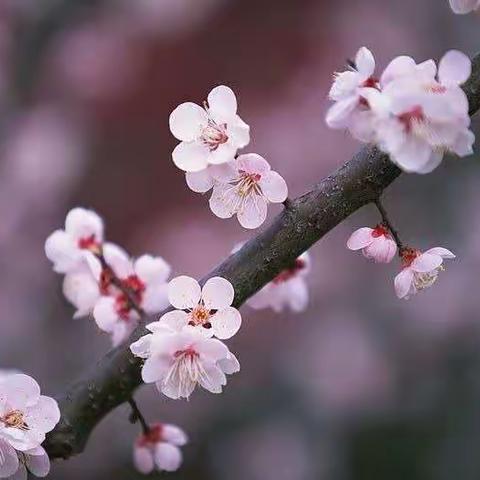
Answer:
185;169;215;193
217;352;240;375
287;277;309;312
169;102;207;142
25;447;50;477
168;276;201;309
449;0;479;14
198;364;227;393
209;184;238;219
346;227;374;250
228;116;250;148
259;171;288;203
235;153;271;175
159;310;189;332
326;96;358;128
154;442;182;472
0;439;19;477
142;356;172;383
172;141;209;172
162;424;188;446
411;253;443;272
93;297;118;332
134;255;170;284
438;50;471;86
237;195;268;229
0;374;41;409
65;207;104;241
202;277;234;310
207;142;237;165
25;396;60;433
394;268;414;299
134;446;154;474
210;307;242;340
207;85;237;122
423;247;455;259
380;56;417;86
355;47;375;76
363;236;397;263
196;337;230;362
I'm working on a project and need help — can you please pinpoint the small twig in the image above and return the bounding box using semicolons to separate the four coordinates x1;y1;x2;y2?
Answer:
373;198;404;251
127;397;150;435
95;253;145;316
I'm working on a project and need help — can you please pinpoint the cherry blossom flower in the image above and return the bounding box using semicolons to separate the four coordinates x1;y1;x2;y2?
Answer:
247;252;311;312
209;153;288;229
169;85;250;172
326;47;380;140
130;322;240;399
394;247;455;299
162;276;241;340
133;423;187;474
45;207;103;273
449;0;479;13
374;50;474;173
0;374;60;456
9;446;50;480
347;225;397;263
93;247;171;347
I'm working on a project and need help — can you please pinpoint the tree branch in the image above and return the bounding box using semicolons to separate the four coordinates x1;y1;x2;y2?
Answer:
44;52;480;460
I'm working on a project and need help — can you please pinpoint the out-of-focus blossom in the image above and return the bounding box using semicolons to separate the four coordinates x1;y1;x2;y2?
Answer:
375;50;474;173
394;247;455;299
449;0;479;13
93;250;170;347
163;275;241;340
247;253;311;312
169;85;250;172
45;207;103;273
209;153;288;229
134;423;187;474
0;374;60;454
347;225;397;263
62;268;101;319
130;322;239;399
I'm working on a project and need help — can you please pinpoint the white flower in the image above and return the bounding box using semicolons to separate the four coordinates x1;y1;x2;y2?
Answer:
93;249;171;347
394;247;455;299
133;423;187;474
209;153;288;229
130;323;240;400
0;374;60;453
347;225;397;263
326;47;381;141
449;0;479;13
7;446;50;480
45;207;103;273
169;85;250;172
375;50;474;173
247;252;311;312
160;276;241;340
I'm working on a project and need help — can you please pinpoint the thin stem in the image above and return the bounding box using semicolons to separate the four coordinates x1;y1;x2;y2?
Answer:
127;397;150;435
373;198;404;251
95;253;145;316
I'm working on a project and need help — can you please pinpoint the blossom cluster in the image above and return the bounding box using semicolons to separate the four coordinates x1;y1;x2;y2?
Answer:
327;47;475;174
169;86;288;229
449;0;480;13
0;372;60;479
347;224;455;299
45;207;171;346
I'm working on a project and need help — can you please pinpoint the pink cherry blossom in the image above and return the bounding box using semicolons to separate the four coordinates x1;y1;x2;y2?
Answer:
209;153;288;229
347;225;397;263
247;252;311;312
133;423;187;474
162;275;241;340
449;0;479;13
0;374;60;453
130;323;240;399
374;51;474;173
93;248;171;347
45;207;103;273
394;247;455;299
169;85;250;172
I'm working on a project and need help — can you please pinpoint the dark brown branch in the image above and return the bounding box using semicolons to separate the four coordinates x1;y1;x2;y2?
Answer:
44;52;480;460
127;397;150;435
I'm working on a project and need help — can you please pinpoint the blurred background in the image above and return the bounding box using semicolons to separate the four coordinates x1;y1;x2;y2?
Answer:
0;0;479;478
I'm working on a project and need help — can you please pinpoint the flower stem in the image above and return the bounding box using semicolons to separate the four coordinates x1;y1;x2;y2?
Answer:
373;198;404;251
127;397;150;435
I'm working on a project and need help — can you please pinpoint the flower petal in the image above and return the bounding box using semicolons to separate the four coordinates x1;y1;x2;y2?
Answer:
423;247;456;259
201;277;234;310
25;396;60;433
65;207;104;242
134;446;154;474
346;227;374;250
235;153;270;176
142;356;172;383
25;447;50;477
394;268;414;299
326;96;358;128
155;443;182;472
134;255;170;284
449;0;479;14
237;195;268;229
169;102;208;142
93;297;118;332
207;85;237;122
168;276;201;310
185;169;215;193
162;425;188;446
0;439;19;478
438;50;471;86
159;310;189;332
411;253;443;272
259;171;288;203
209;183;238;219
210;307;242;340
0;374;41;409
355;47;375;76
172;141;209;172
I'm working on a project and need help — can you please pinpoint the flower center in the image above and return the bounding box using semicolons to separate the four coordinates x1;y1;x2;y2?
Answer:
371;224;390;238
189;305;212;327
115;275;146;319
137;424;163;447
273;258;307;284
1;410;29;431
400;247;421;268
236;170;262;197
361;76;379;89
413;267;443;291
77;234;101;254
398;106;425;133
201;120;228;151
